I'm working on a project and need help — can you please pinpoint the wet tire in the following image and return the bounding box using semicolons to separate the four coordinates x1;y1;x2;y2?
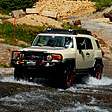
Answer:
14;68;28;80
95;66;102;79
63;66;74;89
14;68;21;80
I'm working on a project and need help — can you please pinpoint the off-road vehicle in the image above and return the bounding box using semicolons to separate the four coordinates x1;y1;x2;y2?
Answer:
11;28;104;88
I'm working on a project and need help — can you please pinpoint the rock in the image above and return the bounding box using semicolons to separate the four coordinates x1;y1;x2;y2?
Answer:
26;8;39;14
34;0;96;19
72;20;81;26
7;15;62;28
41;10;57;19
0;38;6;42
0;19;3;24
17;40;28;46
104;6;112;14
103;6;112;18
0;43;21;67
0;68;14;76
11;9;26;18
0;14;12;19
109;14;112;22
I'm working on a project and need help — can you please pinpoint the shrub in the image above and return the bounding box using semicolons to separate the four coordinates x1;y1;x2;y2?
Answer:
61;23;82;30
0;0;38;14
91;0;112;11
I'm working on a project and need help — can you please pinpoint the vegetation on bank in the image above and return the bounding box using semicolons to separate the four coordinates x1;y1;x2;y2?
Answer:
0;0;38;14
0;22;46;47
91;0;112;11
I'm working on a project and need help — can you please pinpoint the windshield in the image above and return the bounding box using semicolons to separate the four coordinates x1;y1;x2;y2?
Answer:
33;35;73;48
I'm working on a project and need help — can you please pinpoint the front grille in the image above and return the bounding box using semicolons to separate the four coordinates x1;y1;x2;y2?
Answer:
21;51;46;60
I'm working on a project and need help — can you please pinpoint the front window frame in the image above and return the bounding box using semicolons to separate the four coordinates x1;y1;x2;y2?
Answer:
32;35;74;48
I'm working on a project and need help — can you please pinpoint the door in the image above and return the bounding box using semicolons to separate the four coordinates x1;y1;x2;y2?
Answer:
76;37;94;69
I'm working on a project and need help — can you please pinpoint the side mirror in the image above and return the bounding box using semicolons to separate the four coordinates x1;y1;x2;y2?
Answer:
31;41;33;45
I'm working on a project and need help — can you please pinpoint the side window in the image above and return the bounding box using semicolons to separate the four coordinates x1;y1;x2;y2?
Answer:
85;38;93;49
95;40;100;49
76;37;86;49
76;37;93;50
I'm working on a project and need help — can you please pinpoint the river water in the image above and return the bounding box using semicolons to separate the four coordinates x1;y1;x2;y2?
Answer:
0;75;112;112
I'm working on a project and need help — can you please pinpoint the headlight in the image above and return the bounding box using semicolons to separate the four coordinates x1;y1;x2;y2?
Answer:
46;55;52;61
46;54;63;61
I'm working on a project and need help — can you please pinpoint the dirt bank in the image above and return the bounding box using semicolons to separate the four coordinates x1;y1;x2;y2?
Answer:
0;43;21;67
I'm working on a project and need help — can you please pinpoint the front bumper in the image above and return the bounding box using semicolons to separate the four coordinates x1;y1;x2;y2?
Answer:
11;59;65;78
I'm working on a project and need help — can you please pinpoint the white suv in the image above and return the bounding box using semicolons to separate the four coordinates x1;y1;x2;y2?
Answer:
11;28;104;88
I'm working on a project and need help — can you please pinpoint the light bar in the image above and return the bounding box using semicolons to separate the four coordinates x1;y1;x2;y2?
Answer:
46;27;52;31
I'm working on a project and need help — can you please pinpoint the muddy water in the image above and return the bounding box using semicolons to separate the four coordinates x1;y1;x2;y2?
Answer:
0;75;112;112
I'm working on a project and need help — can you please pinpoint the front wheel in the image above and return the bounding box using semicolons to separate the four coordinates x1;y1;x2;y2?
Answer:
14;68;28;80
63;67;74;89
14;68;21;80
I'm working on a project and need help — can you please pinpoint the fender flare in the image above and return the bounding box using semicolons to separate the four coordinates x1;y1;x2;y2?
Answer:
93;58;103;69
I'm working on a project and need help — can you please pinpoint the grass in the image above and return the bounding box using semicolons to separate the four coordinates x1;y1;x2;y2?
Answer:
91;0;112;11
0;21;46;47
0;63;9;68
61;23;82;30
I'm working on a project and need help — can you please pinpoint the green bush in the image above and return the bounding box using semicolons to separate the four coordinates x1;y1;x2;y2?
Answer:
61;23;82;30
91;0;112;11
0;0;38;14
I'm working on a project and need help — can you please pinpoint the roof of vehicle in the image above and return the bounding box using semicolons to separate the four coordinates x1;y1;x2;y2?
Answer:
43;28;92;36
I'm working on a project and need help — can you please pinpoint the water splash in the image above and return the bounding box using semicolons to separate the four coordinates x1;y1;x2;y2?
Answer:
0;76;40;86
87;76;112;86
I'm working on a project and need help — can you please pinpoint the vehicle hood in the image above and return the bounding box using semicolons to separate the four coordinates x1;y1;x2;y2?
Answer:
20;46;66;53
19;46;75;59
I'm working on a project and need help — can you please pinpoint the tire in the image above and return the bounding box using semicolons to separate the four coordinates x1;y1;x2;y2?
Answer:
14;68;21;80
63;66;74;89
95;64;103;79
14;68;28;80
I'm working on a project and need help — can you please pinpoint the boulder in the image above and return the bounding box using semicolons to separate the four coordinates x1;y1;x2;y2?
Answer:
26;8;39;14
11;9;26;18
0;38;6;42
41;10;57;19
0;19;3;24
103;6;112;18
0;14;12;19
72;20;81;26
34;0;96;19
17;40;28;46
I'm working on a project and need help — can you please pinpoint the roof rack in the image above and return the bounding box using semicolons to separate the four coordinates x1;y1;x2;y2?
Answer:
43;27;92;36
